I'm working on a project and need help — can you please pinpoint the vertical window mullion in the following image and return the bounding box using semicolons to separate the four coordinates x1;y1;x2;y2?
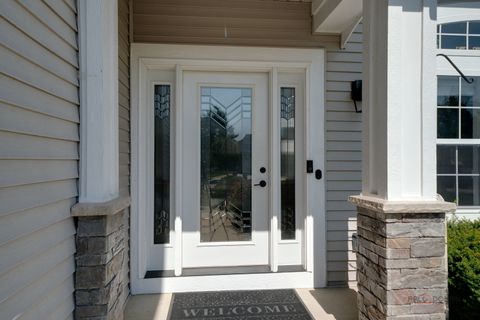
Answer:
465;21;470;50
459;77;462;139
456;146;460;205
439;25;442;48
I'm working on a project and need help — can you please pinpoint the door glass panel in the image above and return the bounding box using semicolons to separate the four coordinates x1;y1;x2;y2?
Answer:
200;87;252;242
154;85;171;244
280;88;296;240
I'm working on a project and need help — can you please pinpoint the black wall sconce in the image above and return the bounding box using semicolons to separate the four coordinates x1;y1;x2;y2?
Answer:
351;80;362;113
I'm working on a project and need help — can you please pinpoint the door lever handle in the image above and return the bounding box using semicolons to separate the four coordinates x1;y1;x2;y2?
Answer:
254;180;267;187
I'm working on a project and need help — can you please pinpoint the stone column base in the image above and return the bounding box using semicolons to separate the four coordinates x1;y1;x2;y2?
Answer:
72;196;131;320
349;195;455;320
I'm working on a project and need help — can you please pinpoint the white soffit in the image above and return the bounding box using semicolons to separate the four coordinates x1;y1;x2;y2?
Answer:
312;0;362;34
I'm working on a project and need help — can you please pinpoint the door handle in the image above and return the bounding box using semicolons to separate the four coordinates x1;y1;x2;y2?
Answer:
254;180;267;187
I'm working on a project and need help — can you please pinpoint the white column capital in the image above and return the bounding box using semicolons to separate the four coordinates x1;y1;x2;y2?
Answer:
362;0;438;201
78;0;119;203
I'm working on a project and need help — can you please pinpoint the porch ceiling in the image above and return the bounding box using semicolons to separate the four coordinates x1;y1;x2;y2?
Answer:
132;0;340;49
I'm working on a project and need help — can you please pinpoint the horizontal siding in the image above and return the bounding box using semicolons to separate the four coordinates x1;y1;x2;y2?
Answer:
133;0;339;49
118;0;131;309
119;0;130;196
0;1;78;319
325;24;363;287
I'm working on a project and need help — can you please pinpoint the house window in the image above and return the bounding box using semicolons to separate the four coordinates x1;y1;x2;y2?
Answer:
437;21;480;50
437;76;480;206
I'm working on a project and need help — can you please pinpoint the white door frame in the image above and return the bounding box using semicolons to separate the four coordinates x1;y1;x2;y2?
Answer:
131;44;326;293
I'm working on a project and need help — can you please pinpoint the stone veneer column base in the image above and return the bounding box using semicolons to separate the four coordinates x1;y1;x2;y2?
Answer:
72;196;131;320
348;196;456;320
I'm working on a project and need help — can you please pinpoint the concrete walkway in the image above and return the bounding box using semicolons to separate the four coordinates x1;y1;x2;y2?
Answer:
125;288;358;320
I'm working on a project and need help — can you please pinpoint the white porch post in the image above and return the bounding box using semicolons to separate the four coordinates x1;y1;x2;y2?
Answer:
78;0;119;203
362;0;438;201
349;1;455;319
72;2;131;319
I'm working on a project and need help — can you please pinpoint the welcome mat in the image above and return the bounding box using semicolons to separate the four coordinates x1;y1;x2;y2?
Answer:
169;289;313;320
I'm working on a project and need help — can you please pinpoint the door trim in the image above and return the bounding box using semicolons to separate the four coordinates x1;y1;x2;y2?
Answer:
131;44;326;293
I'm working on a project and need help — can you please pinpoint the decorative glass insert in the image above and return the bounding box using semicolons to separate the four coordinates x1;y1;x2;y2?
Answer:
154;85;171;244
437;76;480;139
437;20;480;50
200;87;252;242
437;145;480;206
280;88;296;240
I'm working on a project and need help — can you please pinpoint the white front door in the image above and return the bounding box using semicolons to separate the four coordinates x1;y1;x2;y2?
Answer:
182;72;270;268
132;44;327;293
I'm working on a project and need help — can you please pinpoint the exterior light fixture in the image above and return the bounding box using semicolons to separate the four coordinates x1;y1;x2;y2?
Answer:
351;80;362;113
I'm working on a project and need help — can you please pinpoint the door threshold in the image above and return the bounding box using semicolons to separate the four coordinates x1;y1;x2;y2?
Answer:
134;270;313;293
144;265;305;278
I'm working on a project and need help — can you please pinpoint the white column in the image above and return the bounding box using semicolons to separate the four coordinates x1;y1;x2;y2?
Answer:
78;0;119;203
362;0;438;201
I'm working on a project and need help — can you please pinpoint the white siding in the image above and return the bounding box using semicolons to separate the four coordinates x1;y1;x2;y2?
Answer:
325;25;363;287
0;1;78;319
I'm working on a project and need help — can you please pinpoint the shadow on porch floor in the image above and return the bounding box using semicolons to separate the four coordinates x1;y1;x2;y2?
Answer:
124;287;358;320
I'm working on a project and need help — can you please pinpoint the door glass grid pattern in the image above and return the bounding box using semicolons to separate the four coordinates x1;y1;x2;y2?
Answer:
437;76;480;207
280;88;296;240
200;87;253;242
154;85;171;244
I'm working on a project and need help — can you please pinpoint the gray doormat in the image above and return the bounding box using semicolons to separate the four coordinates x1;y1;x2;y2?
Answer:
169;289;313;320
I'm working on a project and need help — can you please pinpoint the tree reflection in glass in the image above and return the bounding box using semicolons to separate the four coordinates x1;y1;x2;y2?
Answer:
200;87;252;242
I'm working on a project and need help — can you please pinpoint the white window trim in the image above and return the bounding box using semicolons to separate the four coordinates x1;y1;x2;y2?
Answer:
435;35;480;212
130;44;326;293
438;15;480;26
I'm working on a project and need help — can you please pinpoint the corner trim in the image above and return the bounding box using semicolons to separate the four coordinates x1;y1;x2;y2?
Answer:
348;195;457;214
71;195;131;217
78;0;119;202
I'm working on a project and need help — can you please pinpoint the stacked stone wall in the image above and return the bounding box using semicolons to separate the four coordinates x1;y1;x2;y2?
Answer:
74;209;130;320
356;207;448;320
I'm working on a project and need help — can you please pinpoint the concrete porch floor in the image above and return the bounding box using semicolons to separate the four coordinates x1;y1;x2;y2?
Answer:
124;288;358;320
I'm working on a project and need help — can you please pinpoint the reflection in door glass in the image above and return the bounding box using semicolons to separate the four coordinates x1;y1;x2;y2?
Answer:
280;88;296;240
200;87;252;242
154;85;170;244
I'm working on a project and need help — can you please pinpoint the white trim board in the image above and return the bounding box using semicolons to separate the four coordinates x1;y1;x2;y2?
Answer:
78;0;119;203
130;44;326;294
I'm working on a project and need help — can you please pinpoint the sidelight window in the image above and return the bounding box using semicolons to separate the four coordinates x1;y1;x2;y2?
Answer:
154;84;171;244
280;87;296;240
